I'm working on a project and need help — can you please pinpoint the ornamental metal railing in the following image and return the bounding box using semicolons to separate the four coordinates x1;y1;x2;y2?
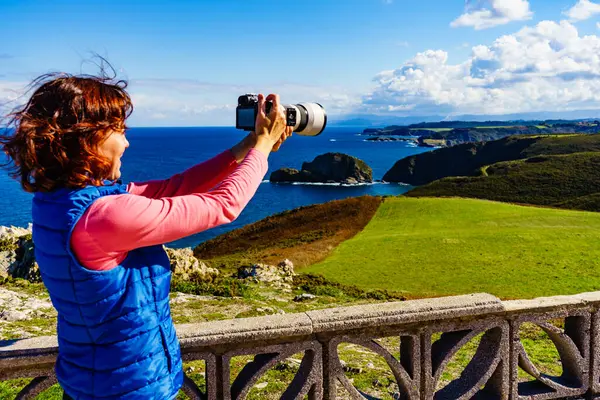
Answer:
2;291;600;399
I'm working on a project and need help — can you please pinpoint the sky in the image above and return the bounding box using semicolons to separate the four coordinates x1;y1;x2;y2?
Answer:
3;0;600;126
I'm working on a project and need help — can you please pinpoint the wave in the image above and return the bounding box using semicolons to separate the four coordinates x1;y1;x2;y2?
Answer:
362;139;416;143
329;139;337;142
262;180;409;187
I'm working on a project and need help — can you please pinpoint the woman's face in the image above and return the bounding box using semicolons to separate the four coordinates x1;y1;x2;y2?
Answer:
99;129;129;180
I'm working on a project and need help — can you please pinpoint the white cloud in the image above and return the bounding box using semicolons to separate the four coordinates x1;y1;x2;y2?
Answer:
362;20;600;117
0;76;359;127
564;0;600;22
127;79;360;126
451;0;533;30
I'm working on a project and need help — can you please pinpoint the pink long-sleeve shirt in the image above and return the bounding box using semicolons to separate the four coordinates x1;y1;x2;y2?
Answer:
71;148;268;271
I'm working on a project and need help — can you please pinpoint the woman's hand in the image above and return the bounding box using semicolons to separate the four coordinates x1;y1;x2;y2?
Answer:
253;93;288;157
272;126;292;152
230;125;291;163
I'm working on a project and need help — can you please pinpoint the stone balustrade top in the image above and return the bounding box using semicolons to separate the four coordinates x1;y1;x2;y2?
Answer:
3;291;600;356
4;291;600;399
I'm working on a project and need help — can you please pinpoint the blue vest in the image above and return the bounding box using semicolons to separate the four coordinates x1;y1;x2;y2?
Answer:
32;183;183;400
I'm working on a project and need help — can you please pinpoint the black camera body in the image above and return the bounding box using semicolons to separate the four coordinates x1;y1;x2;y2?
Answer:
235;94;326;137
235;94;297;131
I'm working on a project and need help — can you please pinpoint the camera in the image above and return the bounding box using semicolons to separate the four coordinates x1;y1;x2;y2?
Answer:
235;94;327;136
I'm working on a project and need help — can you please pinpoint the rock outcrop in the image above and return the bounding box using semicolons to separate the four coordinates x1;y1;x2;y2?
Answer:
164;247;220;282
270;153;372;184
0;225;221;284
237;259;295;290
0;225;39;282
0;287;55;322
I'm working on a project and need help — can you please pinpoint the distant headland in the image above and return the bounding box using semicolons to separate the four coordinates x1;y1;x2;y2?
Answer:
359;119;600;147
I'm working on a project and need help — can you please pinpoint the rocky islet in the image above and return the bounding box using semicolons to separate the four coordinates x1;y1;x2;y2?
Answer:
270;152;373;185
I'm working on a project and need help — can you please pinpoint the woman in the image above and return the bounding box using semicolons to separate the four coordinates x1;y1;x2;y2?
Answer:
1;71;291;399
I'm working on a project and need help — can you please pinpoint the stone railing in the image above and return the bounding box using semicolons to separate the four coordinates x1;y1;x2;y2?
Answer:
2;291;600;399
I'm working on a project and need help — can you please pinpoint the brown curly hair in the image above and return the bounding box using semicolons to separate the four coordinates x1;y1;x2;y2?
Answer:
0;71;133;192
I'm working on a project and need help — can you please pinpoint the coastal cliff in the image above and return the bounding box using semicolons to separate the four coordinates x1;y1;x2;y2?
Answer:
383;133;600;185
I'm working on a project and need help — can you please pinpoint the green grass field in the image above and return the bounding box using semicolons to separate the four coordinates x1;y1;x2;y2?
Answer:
3;196;587;398
474;125;517;129
304;197;600;299
409;128;453;132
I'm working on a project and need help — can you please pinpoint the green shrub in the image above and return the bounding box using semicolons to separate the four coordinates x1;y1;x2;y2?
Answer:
171;277;250;298
294;273;406;301
0;236;18;252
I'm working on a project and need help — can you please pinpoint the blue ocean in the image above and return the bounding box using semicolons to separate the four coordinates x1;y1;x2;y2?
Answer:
0;126;432;248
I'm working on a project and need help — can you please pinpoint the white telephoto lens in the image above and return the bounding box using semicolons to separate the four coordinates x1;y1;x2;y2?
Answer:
286;103;327;136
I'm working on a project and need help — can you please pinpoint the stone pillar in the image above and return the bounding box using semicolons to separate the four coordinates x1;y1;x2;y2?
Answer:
421;318;509;399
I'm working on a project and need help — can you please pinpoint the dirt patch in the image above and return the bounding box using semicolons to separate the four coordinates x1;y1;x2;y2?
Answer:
194;196;383;269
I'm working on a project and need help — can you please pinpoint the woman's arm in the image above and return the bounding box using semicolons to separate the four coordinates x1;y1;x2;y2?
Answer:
128;149;238;198
73;93;290;271
71;149;268;270
129;132;258;198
